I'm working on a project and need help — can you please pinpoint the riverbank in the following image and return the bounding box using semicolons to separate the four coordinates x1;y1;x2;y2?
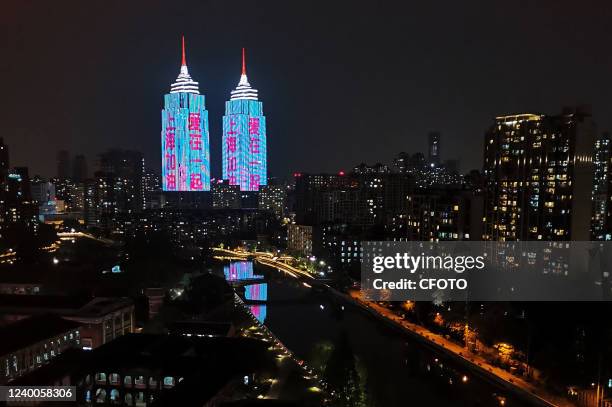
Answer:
342;289;574;407
233;290;328;405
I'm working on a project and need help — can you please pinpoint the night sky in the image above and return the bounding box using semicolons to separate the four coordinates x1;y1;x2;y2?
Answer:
2;0;612;178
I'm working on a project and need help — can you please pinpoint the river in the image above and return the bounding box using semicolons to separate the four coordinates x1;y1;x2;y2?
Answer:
220;260;533;407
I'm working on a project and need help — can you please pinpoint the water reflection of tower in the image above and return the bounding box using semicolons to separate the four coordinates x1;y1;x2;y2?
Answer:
247;286;267;323
223;261;268;323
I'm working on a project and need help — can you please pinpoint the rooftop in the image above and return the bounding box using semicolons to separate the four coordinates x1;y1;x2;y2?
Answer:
0;314;82;356
0;294;133;319
168;320;234;337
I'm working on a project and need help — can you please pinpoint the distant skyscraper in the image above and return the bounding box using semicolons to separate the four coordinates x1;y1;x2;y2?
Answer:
72;154;88;182
57;150;71;179
428;132;440;166
161;36;210;192
393;152;409;173
483;107;595;241
222;48;267;191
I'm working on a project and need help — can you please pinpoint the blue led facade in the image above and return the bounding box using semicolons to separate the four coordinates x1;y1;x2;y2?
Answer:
161;37;210;191
222;50;267;191
161;93;210;191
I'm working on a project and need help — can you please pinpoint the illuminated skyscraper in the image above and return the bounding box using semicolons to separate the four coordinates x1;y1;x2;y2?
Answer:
428;132;441;166
483;107;595;241
161;37;210;191
222;49;267;191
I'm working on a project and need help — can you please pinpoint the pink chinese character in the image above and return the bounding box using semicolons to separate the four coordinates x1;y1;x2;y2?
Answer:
165;172;176;190
227;157;237;172
165;131;175;150
179;166;187;190
188;113;201;132
228;174;237;184
249;174;261;190
165;153;176;170
189;133;202;150
226;136;237;153
249;137;260;154
227;118;239;135
249;117;260;135
190;173;203;190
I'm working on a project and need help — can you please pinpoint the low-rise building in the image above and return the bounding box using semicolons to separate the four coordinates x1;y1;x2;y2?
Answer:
0;295;134;350
11;334;271;406
0;314;82;383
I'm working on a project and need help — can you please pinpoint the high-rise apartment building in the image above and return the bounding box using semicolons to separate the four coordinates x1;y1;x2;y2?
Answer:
406;188;483;241
99;150;146;213
483;107;596;241
258;184;286;218
592;134;612;240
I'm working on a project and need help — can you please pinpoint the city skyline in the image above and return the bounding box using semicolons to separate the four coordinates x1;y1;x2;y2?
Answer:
4;1;612;178
4;3;612;407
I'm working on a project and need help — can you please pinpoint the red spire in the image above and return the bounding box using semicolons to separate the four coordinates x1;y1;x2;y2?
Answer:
241;47;246;75
181;35;187;66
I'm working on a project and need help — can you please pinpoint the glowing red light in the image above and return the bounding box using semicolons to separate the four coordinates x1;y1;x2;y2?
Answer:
338;170;345;176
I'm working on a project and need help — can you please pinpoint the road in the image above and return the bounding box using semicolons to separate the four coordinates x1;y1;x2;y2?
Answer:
346;290;574;407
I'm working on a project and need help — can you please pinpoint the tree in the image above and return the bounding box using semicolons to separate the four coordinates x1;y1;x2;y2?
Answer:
325;332;365;407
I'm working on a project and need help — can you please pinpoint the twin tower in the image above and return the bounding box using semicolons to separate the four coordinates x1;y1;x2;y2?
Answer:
161;37;267;192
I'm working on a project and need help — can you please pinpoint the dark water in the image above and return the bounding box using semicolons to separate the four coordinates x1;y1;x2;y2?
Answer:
222;261;534;407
